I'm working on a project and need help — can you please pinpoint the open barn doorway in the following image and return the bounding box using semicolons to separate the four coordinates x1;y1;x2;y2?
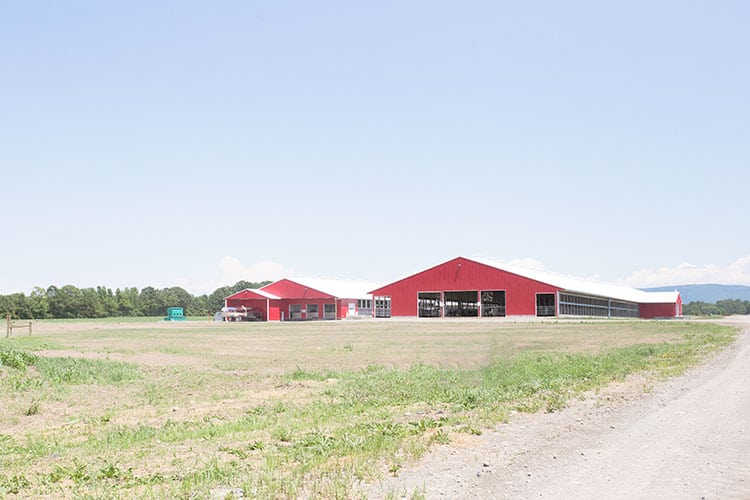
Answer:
444;291;479;317
418;292;441;317
481;290;506;317
536;293;556;317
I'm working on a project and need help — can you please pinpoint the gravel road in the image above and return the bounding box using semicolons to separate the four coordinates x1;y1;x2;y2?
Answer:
362;318;750;499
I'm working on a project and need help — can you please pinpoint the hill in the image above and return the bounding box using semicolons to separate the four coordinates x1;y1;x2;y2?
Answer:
643;284;750;304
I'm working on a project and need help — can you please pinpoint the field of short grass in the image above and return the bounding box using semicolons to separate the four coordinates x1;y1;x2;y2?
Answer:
0;319;737;499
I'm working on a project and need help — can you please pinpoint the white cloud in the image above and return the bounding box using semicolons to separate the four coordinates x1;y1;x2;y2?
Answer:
508;257;546;270
624;256;750;287
176;257;294;295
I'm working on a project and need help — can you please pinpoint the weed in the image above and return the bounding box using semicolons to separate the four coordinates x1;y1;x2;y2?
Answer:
428;429;451;445
97;462;132;480
272;427;293;443
1;473;30;494
219;446;249;460
388;463;401;476
410;485;428;500
0;348;37;370
23;399;40;416
35;357;141;385
290;366;326;381
248;440;265;451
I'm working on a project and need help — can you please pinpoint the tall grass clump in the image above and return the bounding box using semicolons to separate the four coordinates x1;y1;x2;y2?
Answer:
0;348;38;370
34;357;142;385
0;348;141;395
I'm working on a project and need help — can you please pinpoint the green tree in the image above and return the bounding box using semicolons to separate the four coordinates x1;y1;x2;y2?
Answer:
137;286;162;316
115;287;140;316
159;287;193;315
96;286;118;317
79;288;105;318
0;293;28;319
27;287;49;319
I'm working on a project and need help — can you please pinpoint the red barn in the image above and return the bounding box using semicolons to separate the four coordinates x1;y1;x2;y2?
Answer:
223;278;376;321
369;256;682;319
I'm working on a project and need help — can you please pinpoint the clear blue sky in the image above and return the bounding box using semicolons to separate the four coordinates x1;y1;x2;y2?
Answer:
2;1;749;295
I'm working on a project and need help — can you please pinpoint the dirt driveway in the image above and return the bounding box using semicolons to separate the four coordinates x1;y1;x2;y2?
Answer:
363;317;750;499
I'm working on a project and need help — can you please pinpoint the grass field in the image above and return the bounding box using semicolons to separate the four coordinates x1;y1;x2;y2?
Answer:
0;319;737;499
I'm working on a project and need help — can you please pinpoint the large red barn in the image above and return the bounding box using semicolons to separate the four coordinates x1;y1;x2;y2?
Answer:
368;257;682;319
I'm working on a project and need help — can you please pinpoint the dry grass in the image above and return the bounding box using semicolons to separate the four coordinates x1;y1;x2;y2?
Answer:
0;318;730;498
27;318;685;371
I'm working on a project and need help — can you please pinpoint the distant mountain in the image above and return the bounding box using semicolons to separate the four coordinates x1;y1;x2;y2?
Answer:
642;284;750;304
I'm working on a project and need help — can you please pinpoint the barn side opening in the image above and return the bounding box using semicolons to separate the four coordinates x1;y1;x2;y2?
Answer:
374;296;391;318
289;304;302;320
444;291;479;317
536;293;556;317
418;292;441;317
307;303;319;319
558;293;639;318
481;290;506;317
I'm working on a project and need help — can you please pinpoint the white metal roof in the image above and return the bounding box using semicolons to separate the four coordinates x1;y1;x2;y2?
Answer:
287;276;379;299
472;257;680;304
228;288;281;300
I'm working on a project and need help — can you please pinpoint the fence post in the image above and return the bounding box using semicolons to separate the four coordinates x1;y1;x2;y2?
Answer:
6;314;10;338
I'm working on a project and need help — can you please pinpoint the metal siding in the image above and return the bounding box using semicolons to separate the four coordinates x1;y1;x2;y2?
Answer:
373;257;560;317
280;299;336;320
268;305;280;321
337;299;355;319
640;302;680;319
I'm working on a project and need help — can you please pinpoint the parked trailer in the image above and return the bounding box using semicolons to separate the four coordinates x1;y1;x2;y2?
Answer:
220;306;263;322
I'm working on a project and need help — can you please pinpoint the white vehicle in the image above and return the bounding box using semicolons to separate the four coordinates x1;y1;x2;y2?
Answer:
220;306;262;322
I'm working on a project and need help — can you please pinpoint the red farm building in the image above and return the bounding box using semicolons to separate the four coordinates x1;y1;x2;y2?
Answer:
368;256;682;320
222;278;375;321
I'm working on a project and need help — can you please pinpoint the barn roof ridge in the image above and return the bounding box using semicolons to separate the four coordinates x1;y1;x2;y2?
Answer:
261;278;336;299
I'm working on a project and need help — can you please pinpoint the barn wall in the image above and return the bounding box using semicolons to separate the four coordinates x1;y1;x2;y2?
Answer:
337;299;354;319
371;257;560;317
280;299;336;320
640;302;679;319
268;304;280;321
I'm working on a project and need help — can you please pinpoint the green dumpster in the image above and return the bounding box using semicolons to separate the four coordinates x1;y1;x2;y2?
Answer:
164;307;186;321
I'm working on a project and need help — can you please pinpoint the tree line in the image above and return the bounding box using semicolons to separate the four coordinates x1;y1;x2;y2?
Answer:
0;281;271;320
3;285;749;320
681;299;750;316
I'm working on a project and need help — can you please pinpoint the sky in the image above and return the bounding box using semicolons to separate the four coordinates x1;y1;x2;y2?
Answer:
2;1;749;295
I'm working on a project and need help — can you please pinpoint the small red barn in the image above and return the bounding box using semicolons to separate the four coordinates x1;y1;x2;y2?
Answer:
223;278;376;321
